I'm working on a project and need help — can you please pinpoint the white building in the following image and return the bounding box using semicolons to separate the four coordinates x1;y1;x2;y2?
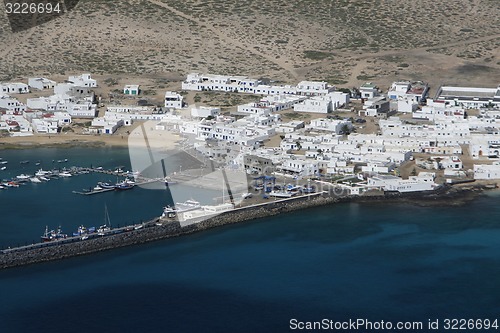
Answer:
367;174;437;192
306;118;352;134
474;163;500;179
91;117;124;134
67;74;97;88
165;91;183;109
67;102;97;118
435;85;500;109
191;106;220;118
28;77;56;90
32;118;58;134
388;81;429;103
0;83;29;94
0;96;26;112
124;85;140;95
359;82;379;99
294;96;333;113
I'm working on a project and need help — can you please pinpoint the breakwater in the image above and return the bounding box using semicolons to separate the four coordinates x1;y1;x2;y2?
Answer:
0;183;495;270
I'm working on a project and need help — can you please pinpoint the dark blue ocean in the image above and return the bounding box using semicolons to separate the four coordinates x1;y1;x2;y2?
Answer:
1;148;500;332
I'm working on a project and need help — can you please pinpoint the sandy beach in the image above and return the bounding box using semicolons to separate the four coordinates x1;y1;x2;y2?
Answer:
0;121;182;150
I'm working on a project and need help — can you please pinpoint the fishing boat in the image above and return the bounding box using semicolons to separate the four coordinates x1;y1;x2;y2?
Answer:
72;225;88;237
98;182;115;189
41;226;67;242
115;179;135;190
98;205;112;236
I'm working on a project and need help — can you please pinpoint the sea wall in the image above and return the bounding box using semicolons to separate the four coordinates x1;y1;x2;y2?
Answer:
0;183;494;269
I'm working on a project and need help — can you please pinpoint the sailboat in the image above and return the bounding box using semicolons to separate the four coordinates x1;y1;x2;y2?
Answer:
98;205;112;235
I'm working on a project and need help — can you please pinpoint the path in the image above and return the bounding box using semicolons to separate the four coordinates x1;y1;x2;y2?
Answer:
147;0;298;79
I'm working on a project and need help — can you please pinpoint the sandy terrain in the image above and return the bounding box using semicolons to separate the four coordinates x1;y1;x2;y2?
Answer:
0;0;497;94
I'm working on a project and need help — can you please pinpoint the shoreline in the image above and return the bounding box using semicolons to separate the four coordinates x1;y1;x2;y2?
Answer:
0;182;495;270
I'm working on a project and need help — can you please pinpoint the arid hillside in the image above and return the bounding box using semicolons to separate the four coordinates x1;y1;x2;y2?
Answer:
0;0;498;90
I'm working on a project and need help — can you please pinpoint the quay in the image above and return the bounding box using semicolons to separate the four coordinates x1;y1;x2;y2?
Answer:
0;182;494;270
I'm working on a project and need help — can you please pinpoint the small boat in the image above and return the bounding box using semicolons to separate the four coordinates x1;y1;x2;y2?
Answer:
30;177;42;183
57;159;68;163
114;182;134;190
35;169;49;176
269;191;293;198
164;177;177;186
0;185;6;190
0;161;7;165
20;160;29;164
16;174;30;180
98;182;115;189
35;162;41;166
59;171;72;177
134;225;143;230
174;199;201;212
39;176;50;181
93;185;103;191
73;225;87;237
114;178;135;190
6;181;19;188
41;226;67;242
98;206;112;236
0;167;6;171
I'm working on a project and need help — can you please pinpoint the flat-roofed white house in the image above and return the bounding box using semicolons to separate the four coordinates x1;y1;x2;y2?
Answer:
388;81;429;103
0;82;29;94
191;106;220;118
367;174;437;192
0;96;26;112
91;117;124;134
359;82;379;99
68;74;97;88
32;118;58;134
165;91;183;109
28;77;56;90
296;81;335;96
435;84;500;108
123;85;140;95
67;102;97;118
474;163;500;179
306;118;352;134
294;96;333;113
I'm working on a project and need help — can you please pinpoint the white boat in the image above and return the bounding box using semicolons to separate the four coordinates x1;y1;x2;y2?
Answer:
175;199;202;212
269;191;293;198
30;177;42;183
35;169;49;176
93;185;103;191
16;174;30;180
59;171;72;177
39;176;50;181
0;185;6;190
0;166;6;171
0;161;7;165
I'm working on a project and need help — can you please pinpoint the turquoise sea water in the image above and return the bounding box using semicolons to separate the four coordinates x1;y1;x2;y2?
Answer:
1;148;500;332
